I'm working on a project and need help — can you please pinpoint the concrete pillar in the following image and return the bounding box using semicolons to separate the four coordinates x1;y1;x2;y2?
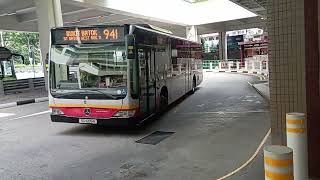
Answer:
264;145;293;180
0;31;4;47
186;25;198;42
219;32;227;60
268;0;319;177
34;0;63;91
0;80;4;96
266;60;269;73
28;78;34;90
286;113;308;180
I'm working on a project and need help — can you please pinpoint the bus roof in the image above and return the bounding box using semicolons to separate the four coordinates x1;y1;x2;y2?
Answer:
51;24;127;30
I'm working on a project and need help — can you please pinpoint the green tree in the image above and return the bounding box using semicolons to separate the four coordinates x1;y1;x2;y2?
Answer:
2;31;41;65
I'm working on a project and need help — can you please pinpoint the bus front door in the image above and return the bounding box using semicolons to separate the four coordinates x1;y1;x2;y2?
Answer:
138;47;156;117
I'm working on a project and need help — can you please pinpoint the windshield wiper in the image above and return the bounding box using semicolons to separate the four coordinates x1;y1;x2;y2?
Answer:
51;89;81;98
51;91;78;98
82;89;118;100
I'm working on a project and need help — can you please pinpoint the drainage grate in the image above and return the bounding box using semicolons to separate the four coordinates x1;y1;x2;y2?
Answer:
136;131;175;145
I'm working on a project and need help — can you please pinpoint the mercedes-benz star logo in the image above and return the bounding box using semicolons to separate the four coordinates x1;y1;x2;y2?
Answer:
84;108;91;116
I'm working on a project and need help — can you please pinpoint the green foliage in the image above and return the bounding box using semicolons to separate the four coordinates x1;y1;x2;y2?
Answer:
14;64;27;68
2;31;41;65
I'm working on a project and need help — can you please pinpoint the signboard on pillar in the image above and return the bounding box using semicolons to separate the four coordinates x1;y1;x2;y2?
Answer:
186;25;198;42
227;35;243;59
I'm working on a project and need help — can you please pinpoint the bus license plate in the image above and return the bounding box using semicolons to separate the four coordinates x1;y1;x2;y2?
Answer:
79;119;97;124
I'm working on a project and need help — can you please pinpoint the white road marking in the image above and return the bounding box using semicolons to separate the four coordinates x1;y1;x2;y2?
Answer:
0;113;15;118
216;128;271;180
9;110;51;121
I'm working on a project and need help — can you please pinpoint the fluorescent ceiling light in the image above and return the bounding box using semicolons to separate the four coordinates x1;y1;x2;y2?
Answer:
182;0;208;3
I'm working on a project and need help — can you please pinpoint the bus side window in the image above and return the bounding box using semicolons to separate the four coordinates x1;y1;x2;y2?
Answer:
130;59;139;99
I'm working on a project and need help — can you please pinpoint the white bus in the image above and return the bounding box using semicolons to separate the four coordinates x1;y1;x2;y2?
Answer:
49;24;203;126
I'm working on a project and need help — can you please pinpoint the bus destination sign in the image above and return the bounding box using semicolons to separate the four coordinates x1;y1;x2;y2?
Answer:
51;26;125;44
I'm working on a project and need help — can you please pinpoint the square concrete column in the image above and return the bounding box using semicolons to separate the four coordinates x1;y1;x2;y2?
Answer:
0;31;4;47
268;0;320;177
0;80;4;96
186;25;198;42
34;0;63;90
218;32;227;61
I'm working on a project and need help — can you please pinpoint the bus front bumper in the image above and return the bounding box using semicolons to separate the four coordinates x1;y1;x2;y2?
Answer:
51;115;138;127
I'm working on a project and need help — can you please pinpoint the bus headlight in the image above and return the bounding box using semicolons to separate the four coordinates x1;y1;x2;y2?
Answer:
51;108;65;115
112;110;136;118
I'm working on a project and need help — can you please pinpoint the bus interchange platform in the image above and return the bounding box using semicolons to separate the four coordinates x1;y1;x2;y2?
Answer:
0;72;269;179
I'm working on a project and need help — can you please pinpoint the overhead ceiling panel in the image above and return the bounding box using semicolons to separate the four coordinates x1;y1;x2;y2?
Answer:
229;0;267;17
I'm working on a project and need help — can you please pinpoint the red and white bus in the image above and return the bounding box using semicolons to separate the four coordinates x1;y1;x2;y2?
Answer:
49;24;203;126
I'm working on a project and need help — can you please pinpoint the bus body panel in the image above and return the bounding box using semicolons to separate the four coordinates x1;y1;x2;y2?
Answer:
49;24;203;126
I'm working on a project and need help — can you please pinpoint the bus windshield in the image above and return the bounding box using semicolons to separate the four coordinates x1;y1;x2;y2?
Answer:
50;44;128;99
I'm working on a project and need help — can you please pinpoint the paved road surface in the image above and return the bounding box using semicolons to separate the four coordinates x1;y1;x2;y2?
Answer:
0;73;270;180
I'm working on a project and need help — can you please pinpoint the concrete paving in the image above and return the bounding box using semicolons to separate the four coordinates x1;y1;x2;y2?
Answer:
252;82;270;100
0;72;270;180
0;88;48;105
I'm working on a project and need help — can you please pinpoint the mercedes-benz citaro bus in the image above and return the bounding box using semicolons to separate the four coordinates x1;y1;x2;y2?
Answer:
49;24;203;126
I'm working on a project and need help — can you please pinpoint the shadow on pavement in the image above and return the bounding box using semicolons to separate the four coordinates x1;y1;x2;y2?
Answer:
57;125;147;137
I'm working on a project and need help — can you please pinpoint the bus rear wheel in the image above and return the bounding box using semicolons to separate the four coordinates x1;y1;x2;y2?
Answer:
159;89;168;112
191;78;196;94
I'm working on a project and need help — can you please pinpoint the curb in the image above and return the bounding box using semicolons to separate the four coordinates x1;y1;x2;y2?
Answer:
243;72;267;81
0;97;49;110
205;69;268;80
248;82;270;102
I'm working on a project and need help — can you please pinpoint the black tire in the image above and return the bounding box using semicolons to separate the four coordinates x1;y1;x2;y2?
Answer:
191;78;196;94
159;90;168;112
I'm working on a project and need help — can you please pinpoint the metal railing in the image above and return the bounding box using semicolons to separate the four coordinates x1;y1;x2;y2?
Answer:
0;77;45;96
203;59;269;77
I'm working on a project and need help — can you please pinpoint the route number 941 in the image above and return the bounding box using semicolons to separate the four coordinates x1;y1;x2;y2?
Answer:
103;29;118;40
